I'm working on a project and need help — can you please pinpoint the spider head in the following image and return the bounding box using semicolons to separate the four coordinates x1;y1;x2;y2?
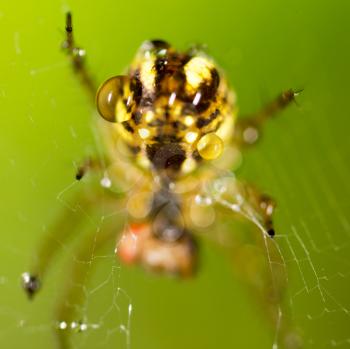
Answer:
96;40;236;177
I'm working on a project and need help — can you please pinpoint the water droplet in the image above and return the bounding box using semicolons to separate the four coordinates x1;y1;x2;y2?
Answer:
80;323;88;332
100;175;112;188
194;194;213;206
58;321;68;330
243;127;259;144
197;133;223;160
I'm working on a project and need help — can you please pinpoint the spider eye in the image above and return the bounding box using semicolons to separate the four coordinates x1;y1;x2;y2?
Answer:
96;76;129;122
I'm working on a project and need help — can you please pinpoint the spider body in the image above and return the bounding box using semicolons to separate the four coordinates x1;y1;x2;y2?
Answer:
22;13;302;349
96;40;239;275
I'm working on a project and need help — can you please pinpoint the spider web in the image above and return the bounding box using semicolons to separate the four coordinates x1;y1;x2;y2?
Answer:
1;1;350;348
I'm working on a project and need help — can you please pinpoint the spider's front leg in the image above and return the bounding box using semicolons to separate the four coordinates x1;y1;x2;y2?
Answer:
62;12;97;100
234;89;302;146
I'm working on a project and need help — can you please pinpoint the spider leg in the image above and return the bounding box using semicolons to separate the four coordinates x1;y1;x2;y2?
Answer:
22;186;123;299
212;217;302;348
234;89;302;146
53;218;124;349
75;157;105;181
206;175;276;237
62;12;97;101
204;176;302;347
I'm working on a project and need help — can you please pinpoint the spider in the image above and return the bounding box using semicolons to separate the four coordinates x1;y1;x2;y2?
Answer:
22;13;303;349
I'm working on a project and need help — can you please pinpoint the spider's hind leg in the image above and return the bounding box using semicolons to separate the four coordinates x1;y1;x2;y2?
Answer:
207;175;277;238
248;188;277;238
22;189;94;299
54;220;123;349
234;89;302;146
62;12;97;100
210;178;303;348
22;184;121;300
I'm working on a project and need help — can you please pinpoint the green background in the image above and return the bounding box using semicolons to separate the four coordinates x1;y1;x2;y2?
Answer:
1;0;350;348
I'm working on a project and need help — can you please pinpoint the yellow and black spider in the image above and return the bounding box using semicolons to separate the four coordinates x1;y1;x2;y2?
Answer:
22;13;302;349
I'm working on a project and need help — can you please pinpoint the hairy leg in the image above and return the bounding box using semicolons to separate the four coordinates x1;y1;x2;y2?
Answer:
62;12;97;101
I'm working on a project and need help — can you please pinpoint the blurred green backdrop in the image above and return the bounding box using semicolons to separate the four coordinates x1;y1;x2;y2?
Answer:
1;0;350;348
